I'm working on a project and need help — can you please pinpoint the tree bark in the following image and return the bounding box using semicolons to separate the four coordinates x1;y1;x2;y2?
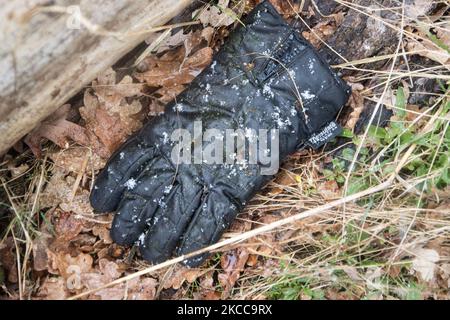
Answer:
0;0;193;154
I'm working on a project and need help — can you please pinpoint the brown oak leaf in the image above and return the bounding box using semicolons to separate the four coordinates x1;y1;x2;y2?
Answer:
195;0;237;27
135;46;213;88
35;277;69;300
218;248;249;298
92;68;143;109
80;89;143;158
24;104;89;158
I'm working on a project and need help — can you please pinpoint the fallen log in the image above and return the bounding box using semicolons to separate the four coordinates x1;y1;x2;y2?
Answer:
0;0;193;154
0;0;430;155
316;0;439;132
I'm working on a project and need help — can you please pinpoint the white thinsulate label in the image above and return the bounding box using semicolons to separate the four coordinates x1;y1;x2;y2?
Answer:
306;121;342;149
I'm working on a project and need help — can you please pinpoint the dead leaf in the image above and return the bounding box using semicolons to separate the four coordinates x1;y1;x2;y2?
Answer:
246;254;259;267
71;234;98;249
269;0;302;17
343;266;363;281
92;225;112;244
345;82;365;131
195;0;236;27
41;169;93;216
436;22;450;48
149;29;191;53
49;147;105;174
184;27;214;57
59;192;93;216
218;248;249;298
411;247;440;282
75;68;144;158
24;104;89;158
135;47;212;88
6;160;29;178
54;211;84;241
438;263;450;289
126;277;158;300
151;27;214;56
154;84;186;104
201;27;215;45
194;290;222;300
252;214;281;257
317;180;340;200
36;277;69;300
33;232;52;271
404;104;422;123
47;251;93;279
185;47;214;72
92;69;143;109
163;265;209;290
136;29;214;115
365;267;384;291
0;237;18;283
80;89;143;158
147;99;166;116
301;13;343;48
81;259;122;299
81;259;157;300
270;170;297;194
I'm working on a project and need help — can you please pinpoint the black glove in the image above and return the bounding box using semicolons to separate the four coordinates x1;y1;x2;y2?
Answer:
90;0;351;266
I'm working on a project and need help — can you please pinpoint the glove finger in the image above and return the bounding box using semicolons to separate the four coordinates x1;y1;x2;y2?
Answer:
110;168;175;246
90;135;157;212
139;181;203;264
176;188;240;267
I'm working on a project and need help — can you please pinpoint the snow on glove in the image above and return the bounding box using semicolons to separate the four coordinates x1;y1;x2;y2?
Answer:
90;0;351;266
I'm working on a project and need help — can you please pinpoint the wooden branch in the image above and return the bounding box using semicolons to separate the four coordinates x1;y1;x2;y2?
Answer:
0;0;193;154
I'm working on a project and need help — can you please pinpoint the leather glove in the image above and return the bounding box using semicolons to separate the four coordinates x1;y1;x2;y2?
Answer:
90;0;351;266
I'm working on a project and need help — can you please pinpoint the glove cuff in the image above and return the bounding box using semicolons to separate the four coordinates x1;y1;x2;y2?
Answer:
219;1;351;138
